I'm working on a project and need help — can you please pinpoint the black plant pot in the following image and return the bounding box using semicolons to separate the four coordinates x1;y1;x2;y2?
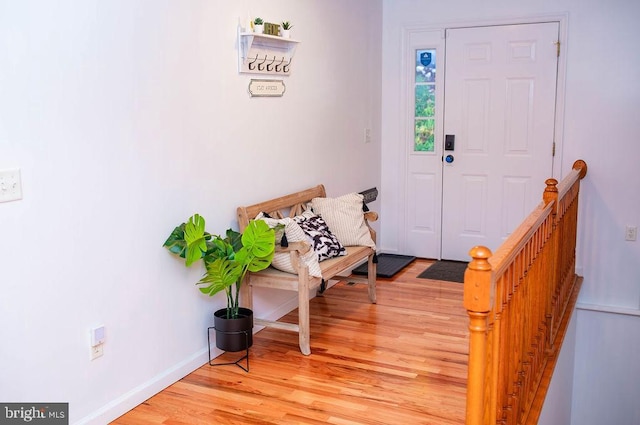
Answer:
213;307;253;352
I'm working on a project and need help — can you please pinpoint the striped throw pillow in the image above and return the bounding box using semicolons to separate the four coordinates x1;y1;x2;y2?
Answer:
311;193;376;249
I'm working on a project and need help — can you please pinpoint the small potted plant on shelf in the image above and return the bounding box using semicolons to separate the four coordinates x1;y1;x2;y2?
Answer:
280;21;293;38
163;214;275;352
253;17;264;34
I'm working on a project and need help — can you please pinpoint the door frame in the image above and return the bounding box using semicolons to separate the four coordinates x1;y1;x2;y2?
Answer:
399;13;569;258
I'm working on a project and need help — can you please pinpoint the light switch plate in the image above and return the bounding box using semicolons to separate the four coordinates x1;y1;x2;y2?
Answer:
91;326;106;346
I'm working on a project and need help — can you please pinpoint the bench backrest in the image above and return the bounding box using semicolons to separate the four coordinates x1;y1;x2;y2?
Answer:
237;184;327;232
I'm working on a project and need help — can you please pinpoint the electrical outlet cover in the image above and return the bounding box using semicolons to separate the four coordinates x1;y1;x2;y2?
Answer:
0;168;22;203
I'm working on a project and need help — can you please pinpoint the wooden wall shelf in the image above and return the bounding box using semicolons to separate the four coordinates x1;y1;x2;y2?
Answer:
238;29;300;76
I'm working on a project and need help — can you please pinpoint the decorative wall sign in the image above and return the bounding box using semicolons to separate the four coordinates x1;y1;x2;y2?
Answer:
248;79;286;97
263;22;280;36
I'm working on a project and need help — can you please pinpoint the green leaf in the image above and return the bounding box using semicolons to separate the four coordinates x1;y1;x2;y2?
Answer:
197;258;240;296
184;214;207;267
241;220;276;259
246;251;274;272
184;214;205;244
163;224;188;258
225;228;243;253
204;236;236;265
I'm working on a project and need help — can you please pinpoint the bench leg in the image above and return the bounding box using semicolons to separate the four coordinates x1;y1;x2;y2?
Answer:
367;253;377;304
298;268;311;355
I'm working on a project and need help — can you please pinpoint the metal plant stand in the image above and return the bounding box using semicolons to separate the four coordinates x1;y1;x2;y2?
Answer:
207;326;250;372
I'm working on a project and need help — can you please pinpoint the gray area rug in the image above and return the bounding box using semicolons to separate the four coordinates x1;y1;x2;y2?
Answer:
417;260;468;283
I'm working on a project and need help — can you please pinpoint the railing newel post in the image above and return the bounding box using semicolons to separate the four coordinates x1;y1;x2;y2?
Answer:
464;246;493;425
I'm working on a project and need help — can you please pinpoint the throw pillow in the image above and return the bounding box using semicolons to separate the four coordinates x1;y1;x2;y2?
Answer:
294;210;346;262
311;193;376;248
254;213;322;278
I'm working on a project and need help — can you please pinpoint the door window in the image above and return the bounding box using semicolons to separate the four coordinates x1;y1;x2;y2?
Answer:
414;49;437;152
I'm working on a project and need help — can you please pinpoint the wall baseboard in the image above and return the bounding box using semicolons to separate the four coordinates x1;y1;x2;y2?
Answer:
577;303;640;317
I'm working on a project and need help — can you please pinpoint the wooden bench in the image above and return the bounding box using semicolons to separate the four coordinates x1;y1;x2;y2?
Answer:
237;184;377;355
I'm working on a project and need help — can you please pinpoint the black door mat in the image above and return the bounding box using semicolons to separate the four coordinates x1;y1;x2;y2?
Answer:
417;260;468;283
352;253;416;278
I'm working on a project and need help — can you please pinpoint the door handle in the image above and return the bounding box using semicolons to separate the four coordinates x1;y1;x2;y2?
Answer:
445;154;454;163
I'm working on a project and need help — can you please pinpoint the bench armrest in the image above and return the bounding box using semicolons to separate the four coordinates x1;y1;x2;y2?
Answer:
275;241;312;255
364;211;378;222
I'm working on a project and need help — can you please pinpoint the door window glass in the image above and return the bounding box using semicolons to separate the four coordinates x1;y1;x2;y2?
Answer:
414;49;436;152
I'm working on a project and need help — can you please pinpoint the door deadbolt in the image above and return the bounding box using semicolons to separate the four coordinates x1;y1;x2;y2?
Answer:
445;134;455;151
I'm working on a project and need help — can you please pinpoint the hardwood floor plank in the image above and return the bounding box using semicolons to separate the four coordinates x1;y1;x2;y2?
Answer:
112;259;469;424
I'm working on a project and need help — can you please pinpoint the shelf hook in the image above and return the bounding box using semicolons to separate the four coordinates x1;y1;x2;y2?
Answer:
266;56;277;72
247;54;259;71
257;55;268;71
283;57;293;73
275;56;286;72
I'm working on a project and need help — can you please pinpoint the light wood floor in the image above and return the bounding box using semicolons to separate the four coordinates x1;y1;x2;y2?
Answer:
113;259;469;424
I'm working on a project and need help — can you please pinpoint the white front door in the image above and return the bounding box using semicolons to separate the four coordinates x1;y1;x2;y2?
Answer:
441;23;560;260
404;22;560;261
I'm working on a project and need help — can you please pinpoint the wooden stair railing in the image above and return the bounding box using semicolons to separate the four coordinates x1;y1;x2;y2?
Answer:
464;160;588;425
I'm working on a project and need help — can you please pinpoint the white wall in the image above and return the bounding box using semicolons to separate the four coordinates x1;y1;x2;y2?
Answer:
572;308;640;425
0;1;382;423
381;0;640;424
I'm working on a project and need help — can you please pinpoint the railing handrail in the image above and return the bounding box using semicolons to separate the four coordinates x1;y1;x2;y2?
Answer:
557;159;588;199
488;200;554;279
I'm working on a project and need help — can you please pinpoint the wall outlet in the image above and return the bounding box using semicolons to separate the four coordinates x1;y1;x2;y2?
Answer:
90;326;105;360
364;128;371;144
90;344;104;360
625;225;637;241
0;168;22;203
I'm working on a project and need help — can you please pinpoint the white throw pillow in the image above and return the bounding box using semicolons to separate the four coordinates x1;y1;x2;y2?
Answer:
311;193;376;249
255;213;322;278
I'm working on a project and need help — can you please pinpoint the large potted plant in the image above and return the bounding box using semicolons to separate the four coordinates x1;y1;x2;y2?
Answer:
163;214;275;351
